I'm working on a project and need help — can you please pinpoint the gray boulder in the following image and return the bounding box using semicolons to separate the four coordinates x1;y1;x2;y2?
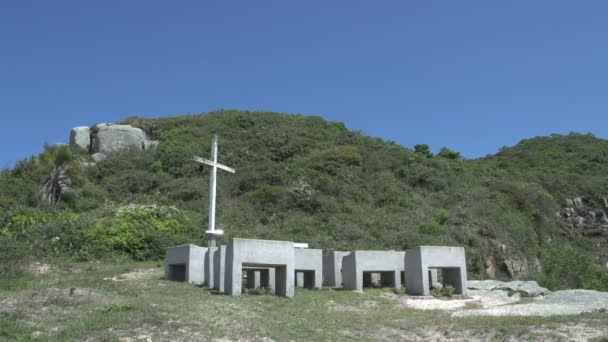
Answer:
70;126;91;150
468;280;549;297
91;124;147;154
467;280;506;291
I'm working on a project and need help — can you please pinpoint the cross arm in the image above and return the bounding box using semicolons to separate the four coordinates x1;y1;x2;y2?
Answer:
192;156;236;173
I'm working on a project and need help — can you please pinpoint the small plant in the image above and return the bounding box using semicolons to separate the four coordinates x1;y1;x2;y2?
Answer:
243;287;273;295
431;284;456;298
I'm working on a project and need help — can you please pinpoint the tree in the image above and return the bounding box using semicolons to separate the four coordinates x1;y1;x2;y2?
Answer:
40;145;75;206
41;166;72;205
438;147;462;160
414;144;433;158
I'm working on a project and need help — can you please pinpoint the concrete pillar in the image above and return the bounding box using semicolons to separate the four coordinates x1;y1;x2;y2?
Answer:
206;246;218;288
296;272;304;288
429;269;439;288
322;251;350;287
246;270;258;289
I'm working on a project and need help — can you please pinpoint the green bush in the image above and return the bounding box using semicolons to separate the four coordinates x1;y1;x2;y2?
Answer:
438;147;462;160
85;204;187;260
536;243;608;291
431;284;456;298
0;237;30;279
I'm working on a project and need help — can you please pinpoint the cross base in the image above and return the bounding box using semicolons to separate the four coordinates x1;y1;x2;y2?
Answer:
203;229;224;241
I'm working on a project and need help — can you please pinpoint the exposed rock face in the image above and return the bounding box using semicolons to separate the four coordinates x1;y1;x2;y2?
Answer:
502;255;528;278
484;256;496;278
70;127;91;150
557;197;608;266
557;197;608;231
68;123;159;158
91;124;147;154
494;244;530;278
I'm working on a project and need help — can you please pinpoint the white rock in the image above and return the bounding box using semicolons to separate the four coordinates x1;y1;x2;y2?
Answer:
91;124;147;154
70;126;91;150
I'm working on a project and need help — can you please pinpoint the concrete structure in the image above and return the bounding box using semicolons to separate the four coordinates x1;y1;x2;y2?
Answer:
294;248;323;289
165;244;207;285
404;246;467;296
213;245;227;292
342;251;405;291
322;251;351;287
225;238;295;297
206;246;218;288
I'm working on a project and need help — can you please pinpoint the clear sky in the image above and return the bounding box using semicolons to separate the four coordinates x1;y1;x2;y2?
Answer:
1;0;607;167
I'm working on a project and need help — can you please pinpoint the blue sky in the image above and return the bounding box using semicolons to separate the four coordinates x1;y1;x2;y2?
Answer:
1;0;607;167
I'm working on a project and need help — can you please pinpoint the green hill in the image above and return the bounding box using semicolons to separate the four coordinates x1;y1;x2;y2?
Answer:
1;110;607;290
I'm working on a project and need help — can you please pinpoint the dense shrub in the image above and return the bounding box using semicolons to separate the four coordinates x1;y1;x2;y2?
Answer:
536;243;608;291
0;237;30;279
85;204;187;260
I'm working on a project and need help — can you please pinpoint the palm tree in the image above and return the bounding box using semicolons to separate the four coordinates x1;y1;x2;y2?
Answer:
41;166;72;205
39;145;75;206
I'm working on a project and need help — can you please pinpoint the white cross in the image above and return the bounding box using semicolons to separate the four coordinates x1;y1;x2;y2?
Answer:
192;135;235;240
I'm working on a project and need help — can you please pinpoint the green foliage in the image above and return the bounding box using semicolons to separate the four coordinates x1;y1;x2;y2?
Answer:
438;147;462;160
85;204;187;260
414;144;433;158
536;242;608;291
431;284;456;298
0;237;29;279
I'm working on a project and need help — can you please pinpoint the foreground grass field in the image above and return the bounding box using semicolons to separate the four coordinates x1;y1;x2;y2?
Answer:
1;261;608;341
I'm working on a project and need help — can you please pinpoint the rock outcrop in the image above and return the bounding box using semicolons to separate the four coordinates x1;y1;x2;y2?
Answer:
69;123;159;157
557;197;608;231
70;127;91;150
91;124;148;154
557;197;608;268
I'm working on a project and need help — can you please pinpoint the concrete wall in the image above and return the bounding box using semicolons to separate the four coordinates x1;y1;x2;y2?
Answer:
165;244;206;285
342;251;405;291
294;248;323;289
404;246;467;296
206;246;217;288
322;251;351;287
212;245;226;292
225;238;295;297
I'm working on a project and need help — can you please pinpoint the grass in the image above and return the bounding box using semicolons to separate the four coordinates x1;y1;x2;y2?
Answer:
1;262;607;341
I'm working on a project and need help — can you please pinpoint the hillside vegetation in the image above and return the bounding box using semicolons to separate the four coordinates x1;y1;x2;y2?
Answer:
1;110;607;290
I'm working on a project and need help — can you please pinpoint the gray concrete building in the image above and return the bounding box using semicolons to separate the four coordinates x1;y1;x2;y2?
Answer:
322;251;351;287
294;248;323;289
342;251;405;291
225;238;295;297
404;246;467;296
164;244;207;285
